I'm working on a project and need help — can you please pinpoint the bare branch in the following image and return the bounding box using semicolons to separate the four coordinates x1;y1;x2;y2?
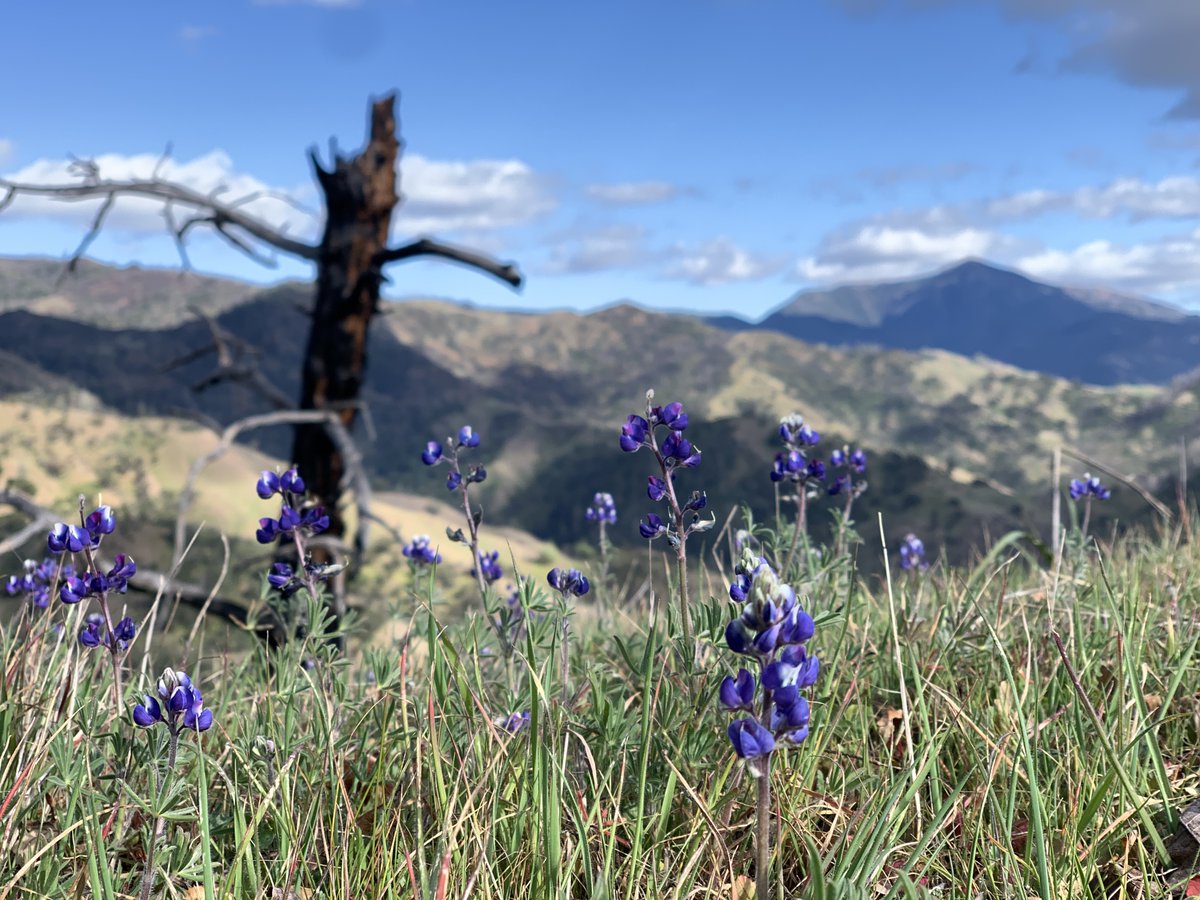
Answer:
226;189;316;217
162;201;194;272
378;237;523;288
212;220;278;268
152;142;174;181
57;194;115;285
0;176;319;261
164;308;295;411
0;188;14;215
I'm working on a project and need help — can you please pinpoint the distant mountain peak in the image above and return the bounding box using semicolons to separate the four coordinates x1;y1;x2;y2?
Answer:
725;257;1198;386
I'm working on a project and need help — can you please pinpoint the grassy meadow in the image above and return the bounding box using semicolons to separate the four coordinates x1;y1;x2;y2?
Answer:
0;400;1197;900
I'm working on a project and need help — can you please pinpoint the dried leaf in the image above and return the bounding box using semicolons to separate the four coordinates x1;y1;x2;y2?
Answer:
1144;694;1163;714
876;707;904;742
731;875;755;900
182;889;206;900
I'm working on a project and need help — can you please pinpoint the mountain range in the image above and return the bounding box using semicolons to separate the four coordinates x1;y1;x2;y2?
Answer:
0;254;1195;570
711;259;1200;386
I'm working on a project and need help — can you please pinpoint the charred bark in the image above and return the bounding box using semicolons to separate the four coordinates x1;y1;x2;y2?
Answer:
289;96;401;641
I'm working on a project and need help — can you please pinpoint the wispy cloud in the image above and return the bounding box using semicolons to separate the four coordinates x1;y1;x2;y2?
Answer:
583;180;691;206
664;237;788;285
811;161;979;203
0;140;13;166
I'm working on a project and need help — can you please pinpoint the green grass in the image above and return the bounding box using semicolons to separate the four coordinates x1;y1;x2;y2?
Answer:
0;511;1197;899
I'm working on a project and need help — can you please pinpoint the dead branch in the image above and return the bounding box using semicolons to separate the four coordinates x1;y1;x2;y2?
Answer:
57;194;115;285
174;308;294;410
0;175;319;261
378;237;523;287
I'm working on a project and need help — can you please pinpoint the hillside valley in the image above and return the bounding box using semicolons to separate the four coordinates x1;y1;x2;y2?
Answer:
0;255;1196;572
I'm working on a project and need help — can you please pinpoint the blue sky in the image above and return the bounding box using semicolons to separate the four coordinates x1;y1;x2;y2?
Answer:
4;0;1200;316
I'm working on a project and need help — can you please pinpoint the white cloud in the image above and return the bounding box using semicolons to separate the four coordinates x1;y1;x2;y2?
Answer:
1;150;319;241
986;176;1200;221
1015;230;1200;294
583;181;684;206
0;139;13;166
664;237;787;285
396;154;557;233
795;225;1016;284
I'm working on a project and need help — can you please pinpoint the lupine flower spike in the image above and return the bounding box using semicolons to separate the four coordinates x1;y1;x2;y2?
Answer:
548;567;590;699
721;549;820;899
42;503;138;706
1069;472;1111;540
770;413;827;575
254;467;339;604
402;535;443;566
418;425;513;654
898;533;930;571
827;445;868;558
585;492;617;618
619;390;712;649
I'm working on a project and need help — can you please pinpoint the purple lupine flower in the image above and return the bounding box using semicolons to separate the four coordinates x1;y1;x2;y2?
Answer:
6;557;72;609
47;523;89;555
256;470;281;499
719;669;756;712
547;567;590;598
134;668;214;733
720;549;820;767
79;613;105;647
79;613;137;651
84;506;116;541
475;550;503;584
457;426;481;448
280;468;306;495
421;441;443;465
254;469;328;546
727;719;776;760
496;710;531;733
1069;473;1111;501
585;492;617;524
898;533;929;571
769;414;826;487
619;415;650;452
402;535;442;566
639;513;667;540
661;431;701;468
647;476;667;502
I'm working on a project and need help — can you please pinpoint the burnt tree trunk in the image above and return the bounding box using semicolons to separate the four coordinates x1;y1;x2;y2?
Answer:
290;95;400;639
